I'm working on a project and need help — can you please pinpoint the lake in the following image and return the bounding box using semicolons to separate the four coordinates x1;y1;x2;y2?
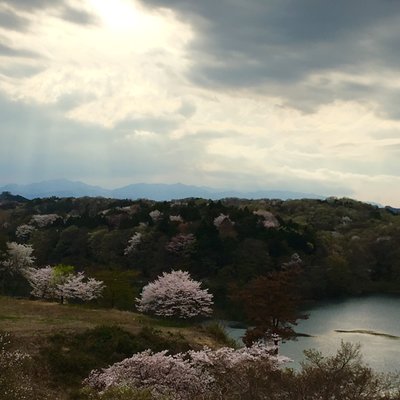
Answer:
224;295;400;372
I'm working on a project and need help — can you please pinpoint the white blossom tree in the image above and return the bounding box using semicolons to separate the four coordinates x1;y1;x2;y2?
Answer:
84;341;289;399
124;232;143;255
1;242;35;275
136;270;213;319
149;210;163;222
169;215;184;223
254;210;280;228
25;266;55;299
165;234;196;256
25;266;104;303
85;349;209;399
30;214;60;227
57;272;104;302
213;213;232;228
15;224;36;240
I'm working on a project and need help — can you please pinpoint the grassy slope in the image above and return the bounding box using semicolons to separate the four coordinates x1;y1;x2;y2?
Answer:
0;296;228;399
0;296;224;354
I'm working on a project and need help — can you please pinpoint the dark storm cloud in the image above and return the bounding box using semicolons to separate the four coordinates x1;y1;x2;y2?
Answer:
140;0;400;115
61;6;98;26
0;9;30;31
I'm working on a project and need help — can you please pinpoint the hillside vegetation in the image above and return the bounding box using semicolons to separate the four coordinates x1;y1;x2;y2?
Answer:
1;193;399;313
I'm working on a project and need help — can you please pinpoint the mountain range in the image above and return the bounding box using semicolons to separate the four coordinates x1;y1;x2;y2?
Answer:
0;179;324;201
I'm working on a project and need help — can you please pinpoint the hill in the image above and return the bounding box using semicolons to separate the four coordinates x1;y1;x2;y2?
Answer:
0;179;323;201
0;295;228;399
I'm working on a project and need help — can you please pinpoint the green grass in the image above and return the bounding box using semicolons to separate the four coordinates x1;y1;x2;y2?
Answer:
0;315;20;321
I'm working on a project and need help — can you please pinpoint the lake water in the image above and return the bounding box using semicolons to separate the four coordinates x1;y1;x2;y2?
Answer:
224;295;400;372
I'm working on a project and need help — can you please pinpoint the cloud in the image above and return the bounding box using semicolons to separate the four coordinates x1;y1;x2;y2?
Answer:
1;0;62;9
0;41;42;58
1;0;400;206
0;0;98;27
2;89;400;205
138;0;400;117
0;63;44;78
61;5;98;26
0;9;30;31
0;93;206;187
116;117;181;135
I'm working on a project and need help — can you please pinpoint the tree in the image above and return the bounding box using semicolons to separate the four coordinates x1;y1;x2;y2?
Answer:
165;234;196;256
1;242;35;275
285;341;400;400
124;232;143;255
136;270;213;319
0;242;36;295
84;341;400;400
92;269;139;309
15;224;36;241
84;341;288;400
234;254;307;345
149;210;163;222
25;265;104;303
30;213;61;227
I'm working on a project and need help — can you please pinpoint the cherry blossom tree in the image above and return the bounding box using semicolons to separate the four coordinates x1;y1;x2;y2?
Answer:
165;234;196;256
169;215;184;223
124;232;143;255
149;210;163;222
30;214;60;227
25;266;55;299
15;224;36;240
84;341;289;399
85;349;209;399
254;209;280;228
1;242;35;275
25;265;104;303
213;213;232;228
136;270;213;319
58;272;104;302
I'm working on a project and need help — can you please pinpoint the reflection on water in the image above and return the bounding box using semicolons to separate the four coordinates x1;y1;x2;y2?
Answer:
225;295;400;372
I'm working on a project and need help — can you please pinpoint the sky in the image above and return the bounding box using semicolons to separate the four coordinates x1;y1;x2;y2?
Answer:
1;0;400;206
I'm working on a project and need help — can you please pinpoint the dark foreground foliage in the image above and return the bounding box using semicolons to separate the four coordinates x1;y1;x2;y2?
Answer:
81;341;400;400
2;325;399;400
39;326;191;399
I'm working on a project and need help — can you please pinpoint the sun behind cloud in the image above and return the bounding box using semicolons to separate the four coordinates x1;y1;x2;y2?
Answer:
88;0;163;32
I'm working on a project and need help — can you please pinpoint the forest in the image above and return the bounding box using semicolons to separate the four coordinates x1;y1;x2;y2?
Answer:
1;191;399;310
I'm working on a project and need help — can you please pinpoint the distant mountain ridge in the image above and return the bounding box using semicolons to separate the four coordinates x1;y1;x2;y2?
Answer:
0;179;324;201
